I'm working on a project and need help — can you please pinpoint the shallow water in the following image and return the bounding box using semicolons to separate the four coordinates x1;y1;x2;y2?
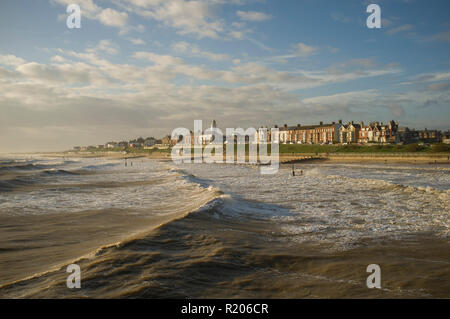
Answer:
0;155;448;298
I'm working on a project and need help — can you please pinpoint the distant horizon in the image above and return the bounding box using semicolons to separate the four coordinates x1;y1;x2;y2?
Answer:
1;118;450;153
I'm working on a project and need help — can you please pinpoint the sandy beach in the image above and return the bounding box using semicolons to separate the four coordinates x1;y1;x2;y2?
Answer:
45;151;450;165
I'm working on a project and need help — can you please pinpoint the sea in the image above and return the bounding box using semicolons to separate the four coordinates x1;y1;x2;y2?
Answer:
0;154;448;298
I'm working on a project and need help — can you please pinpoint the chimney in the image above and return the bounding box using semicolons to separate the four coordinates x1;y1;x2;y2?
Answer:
319;121;323;125
332;121;335;124
297;124;301;127
274;125;278;128
283;124;288;128
338;120;342;124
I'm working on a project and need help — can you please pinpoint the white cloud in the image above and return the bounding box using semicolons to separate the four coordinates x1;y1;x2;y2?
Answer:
133;51;183;66
292;42;319;57
126;0;224;38
1;48;439;152
52;0;129;31
50;55;68;63
86;40;119;55
171;41;190;53
0;54;26;66
97;8;128;27
229;30;244;39
401;71;450;85
171;41;229;61
52;0;101;19
303;90;378;105
129;38;146;45
386;24;414;35
236;10;271;22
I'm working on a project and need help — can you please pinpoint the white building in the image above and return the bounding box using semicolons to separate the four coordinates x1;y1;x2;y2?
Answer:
196;120;219;145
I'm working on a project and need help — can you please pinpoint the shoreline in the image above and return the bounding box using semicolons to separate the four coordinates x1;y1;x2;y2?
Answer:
279;154;450;165
42;151;450;165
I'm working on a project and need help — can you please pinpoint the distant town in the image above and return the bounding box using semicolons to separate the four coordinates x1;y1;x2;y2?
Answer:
73;119;450;152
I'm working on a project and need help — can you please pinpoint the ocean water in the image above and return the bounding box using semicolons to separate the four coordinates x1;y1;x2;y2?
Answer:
0;155;448;298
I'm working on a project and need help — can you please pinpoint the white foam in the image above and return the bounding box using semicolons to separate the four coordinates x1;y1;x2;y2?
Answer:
174;162;449;250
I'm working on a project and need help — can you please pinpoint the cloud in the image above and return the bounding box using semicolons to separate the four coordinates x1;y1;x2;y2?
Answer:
431;30;450;43
97;8;128;28
301;87;449;120
52;0;130;31
50;55;68;63
292;42;319;57
386;24;414;35
0;54;26;66
52;1;264;40
52;0;101;19
229;30;244;39
15;61;110;87
328;46;340;54
402;71;450;85
381;18;394;28
426;82;450;91
129;38;146;45
330;12;351;24
385;104;405;117
171;41;229;61
133;50;401;90
133;51;183;66
236;10;271;22
124;0;224;38
0;46;443;152
86;40;119;55
303;90;378;106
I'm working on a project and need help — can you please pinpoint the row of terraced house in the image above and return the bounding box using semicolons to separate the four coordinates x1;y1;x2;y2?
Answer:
73;120;448;151
256;120;447;145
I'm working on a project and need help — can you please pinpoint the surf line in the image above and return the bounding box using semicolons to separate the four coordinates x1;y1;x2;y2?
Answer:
181;303;215;317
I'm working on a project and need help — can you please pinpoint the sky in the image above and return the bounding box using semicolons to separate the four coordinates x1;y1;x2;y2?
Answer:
0;0;449;152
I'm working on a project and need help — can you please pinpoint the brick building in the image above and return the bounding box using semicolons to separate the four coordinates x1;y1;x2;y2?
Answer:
358;121;398;144
261;121;343;145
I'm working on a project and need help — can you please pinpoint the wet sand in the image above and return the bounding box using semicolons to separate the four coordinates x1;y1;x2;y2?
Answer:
45;150;450;165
